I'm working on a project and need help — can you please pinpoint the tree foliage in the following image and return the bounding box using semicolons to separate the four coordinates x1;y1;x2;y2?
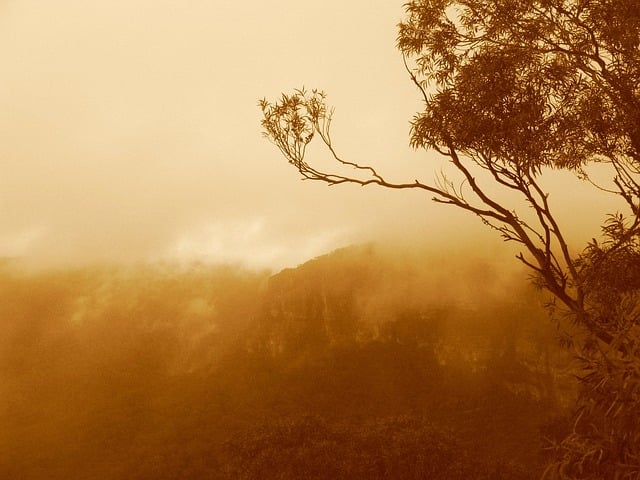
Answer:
260;1;640;477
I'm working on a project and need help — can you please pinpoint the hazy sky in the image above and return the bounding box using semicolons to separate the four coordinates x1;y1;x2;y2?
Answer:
0;1;620;270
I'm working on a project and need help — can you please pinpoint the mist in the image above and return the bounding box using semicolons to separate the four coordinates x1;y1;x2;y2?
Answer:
0;1;616;478
0;0;422;269
1;244;576;479
0;1;614;271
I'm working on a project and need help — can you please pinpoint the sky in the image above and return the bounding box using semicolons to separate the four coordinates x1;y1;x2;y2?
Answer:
0;0;621;270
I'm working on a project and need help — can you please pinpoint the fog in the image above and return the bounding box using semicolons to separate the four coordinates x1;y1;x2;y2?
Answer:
0;0;418;268
1;245;573;479
0;1;617;270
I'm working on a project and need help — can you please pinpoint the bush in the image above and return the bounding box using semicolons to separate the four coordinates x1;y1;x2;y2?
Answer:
224;415;533;480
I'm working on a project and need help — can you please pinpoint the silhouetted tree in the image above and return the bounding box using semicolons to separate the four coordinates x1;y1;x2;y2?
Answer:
260;1;640;477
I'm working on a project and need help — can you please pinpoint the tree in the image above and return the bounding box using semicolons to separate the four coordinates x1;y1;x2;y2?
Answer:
260;1;640;478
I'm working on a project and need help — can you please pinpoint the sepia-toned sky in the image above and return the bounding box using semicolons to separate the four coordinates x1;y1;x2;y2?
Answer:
0;0;620;270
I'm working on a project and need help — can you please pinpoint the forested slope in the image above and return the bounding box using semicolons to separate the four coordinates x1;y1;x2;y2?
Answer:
1;245;573;479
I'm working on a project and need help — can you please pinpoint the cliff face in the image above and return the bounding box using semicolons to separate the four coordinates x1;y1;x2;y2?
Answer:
253;243;572;406
257;245;376;354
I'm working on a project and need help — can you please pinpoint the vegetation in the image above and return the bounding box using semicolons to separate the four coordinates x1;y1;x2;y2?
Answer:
2;247;571;479
225;415;530;480
259;1;640;477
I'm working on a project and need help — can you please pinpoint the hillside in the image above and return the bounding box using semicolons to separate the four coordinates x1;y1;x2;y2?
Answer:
1;245;574;479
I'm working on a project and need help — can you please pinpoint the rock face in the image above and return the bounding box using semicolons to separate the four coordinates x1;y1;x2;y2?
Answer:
257;245;375;354
252;243;572;406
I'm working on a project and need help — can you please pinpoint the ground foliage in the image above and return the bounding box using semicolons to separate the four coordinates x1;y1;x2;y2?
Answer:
225;415;530;480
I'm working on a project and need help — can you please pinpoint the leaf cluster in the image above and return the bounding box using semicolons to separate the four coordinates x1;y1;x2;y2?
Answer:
545;213;640;478
577;214;640;314
544;326;640;480
399;0;640;178
259;89;327;169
